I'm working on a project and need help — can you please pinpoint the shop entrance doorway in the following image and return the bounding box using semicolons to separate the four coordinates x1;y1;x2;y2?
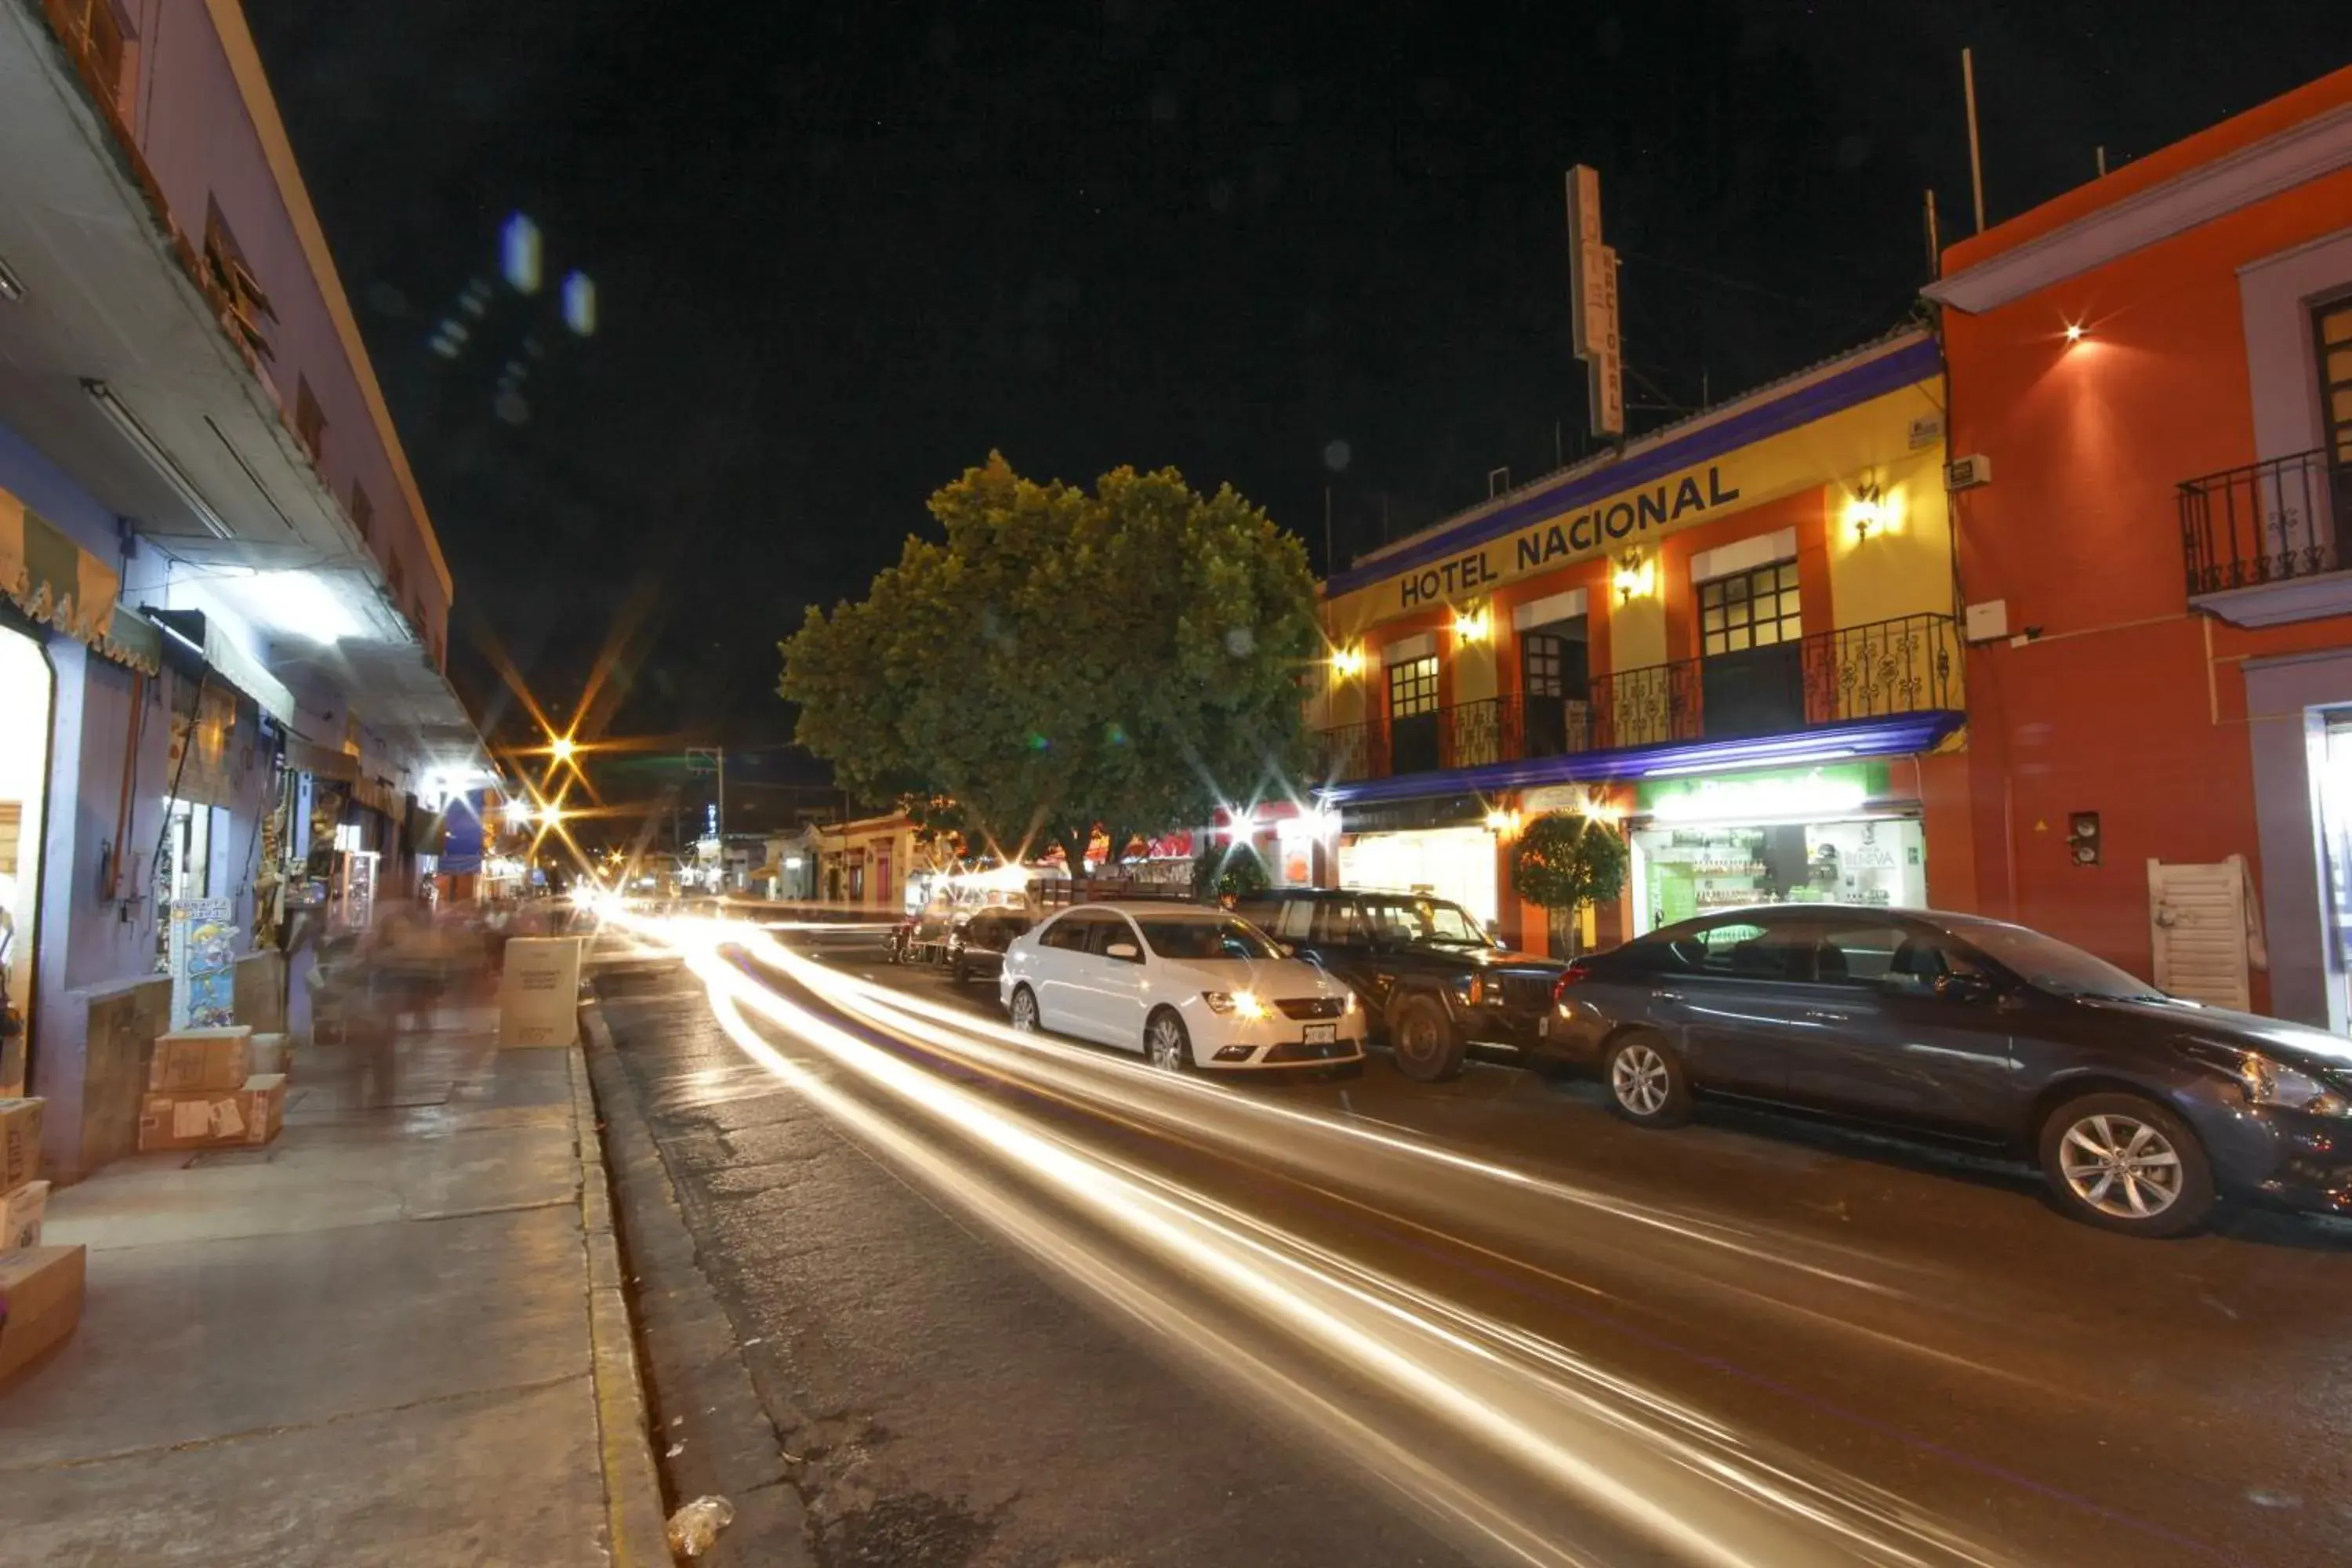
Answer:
0;626;52;1080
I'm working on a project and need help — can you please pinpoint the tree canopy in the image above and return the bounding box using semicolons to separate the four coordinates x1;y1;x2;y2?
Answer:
780;454;1318;877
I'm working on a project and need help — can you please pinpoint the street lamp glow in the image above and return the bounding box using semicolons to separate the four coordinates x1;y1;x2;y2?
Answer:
550;736;577;762
537;802;564;826
504;799;533;829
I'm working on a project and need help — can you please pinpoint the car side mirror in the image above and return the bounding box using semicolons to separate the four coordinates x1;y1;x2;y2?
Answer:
1105;942;1140;961
1933;972;1995;1005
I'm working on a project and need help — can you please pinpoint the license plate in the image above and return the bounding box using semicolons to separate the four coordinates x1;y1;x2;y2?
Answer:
1302;1022;1337;1044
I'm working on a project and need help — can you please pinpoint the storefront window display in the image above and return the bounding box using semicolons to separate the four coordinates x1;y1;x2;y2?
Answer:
1628;764;1926;934
1337;824;1500;931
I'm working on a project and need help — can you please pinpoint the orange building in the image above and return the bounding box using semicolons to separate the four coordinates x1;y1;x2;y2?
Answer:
1926;66;2352;1025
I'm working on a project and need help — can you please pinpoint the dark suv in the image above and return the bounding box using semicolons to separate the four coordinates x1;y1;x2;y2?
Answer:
1235;889;1569;1081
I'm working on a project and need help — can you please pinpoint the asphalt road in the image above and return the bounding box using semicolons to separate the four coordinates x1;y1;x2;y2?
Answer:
594;922;2352;1567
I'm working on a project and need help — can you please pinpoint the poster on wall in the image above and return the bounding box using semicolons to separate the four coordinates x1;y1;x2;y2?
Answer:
168;897;237;1029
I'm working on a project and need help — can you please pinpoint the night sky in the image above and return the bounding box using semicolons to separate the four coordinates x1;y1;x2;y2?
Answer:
246;1;2347;764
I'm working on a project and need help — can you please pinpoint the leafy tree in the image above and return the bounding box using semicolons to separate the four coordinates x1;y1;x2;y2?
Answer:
1508;812;1629;957
781;454;1317;877
1191;840;1271;905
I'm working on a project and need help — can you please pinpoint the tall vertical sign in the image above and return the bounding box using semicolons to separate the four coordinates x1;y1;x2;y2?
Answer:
1566;165;1624;441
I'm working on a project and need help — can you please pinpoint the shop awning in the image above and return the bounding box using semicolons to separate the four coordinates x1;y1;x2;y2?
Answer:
142;608;297;729
0;485;160;673
1317;712;1965;807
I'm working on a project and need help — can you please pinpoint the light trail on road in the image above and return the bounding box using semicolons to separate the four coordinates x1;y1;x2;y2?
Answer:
601;906;2040;1566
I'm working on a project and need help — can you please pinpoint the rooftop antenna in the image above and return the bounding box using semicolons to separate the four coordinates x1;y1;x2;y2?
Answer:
1962;48;1987;232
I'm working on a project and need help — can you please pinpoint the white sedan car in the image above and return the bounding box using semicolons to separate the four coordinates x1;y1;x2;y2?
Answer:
999;902;1366;1072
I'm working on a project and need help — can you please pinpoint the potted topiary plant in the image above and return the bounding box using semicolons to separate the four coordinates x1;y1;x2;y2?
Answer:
1508;811;1628;959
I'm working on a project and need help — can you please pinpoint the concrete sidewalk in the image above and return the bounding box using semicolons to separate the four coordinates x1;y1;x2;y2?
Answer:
0;1010;668;1567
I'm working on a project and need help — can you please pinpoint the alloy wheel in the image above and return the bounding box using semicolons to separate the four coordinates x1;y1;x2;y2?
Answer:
1010;989;1038;1033
2058;1112;2184;1219
1147;1015;1188;1072
1611;1043;1671;1118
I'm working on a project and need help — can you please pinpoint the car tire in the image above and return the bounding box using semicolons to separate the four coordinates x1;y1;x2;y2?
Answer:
1144;1008;1192;1073
1602;1031;1692;1127
2038;1092;2215;1237
1008;985;1041;1034
1389;994;1465;1083
949;941;969;985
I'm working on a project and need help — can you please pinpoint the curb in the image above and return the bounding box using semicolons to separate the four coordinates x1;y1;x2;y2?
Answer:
568;1036;673;1566
581;996;815;1568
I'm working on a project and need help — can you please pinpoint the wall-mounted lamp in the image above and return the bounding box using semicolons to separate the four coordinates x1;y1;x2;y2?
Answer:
1329;644;1364;678
1483;807;1521;835
1849;481;1884;543
2063;322;2085;344
1452;606;1490;644
1613;547;1653;604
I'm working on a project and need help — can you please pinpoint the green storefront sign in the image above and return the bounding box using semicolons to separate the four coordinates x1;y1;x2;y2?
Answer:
1636;761;1891;822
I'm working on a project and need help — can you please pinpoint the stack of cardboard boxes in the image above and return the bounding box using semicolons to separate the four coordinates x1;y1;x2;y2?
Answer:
0;1094;85;1384
136;1027;286;1153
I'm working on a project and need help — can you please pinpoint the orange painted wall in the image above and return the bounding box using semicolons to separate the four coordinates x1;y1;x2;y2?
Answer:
1940;80;2352;1001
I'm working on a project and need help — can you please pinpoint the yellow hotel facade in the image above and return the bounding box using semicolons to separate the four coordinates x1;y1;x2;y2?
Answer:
1293;329;1978;954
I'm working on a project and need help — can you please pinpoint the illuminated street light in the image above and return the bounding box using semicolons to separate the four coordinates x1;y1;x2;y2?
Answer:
537;802;564;826
550;735;577;762
504;799;533;829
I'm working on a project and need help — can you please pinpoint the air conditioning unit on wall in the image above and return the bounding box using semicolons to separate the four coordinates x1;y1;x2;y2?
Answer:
1945;453;1993;491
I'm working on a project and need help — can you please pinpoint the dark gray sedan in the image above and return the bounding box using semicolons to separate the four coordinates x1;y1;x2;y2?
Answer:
1547;906;2352;1236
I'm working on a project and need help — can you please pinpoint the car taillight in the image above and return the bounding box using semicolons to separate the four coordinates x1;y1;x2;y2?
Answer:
1552;962;1592;1002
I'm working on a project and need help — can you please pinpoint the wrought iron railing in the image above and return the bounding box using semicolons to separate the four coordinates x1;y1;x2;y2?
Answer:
1592;659;1703;750
1318;721;1383;783
1439;697;1515;768
1802;612;1962;723
2180;448;2352;596
1316;612;1961;783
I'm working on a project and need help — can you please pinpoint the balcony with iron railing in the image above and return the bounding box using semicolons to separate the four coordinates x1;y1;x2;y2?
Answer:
2180;448;2352;627
1319;612;1962;786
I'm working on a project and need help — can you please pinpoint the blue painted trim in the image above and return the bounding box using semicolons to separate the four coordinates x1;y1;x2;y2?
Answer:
1318;712;1962;807
1326;335;1944;599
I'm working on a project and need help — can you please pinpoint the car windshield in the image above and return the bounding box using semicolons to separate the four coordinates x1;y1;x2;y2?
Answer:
1958;923;2168;1001
1138;916;1284;960
1365;897;1491;947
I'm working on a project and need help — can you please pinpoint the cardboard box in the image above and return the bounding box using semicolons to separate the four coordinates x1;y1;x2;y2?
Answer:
136;1074;286;1152
247;1033;289;1078
0;1244;85;1384
499;937;582;1047
148;1025;252;1092
0;1098;42;1192
0;1179;48;1250
0;1025;24;1099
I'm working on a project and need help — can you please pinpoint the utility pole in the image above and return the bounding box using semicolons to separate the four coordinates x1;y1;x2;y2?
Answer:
1962;48;1987;233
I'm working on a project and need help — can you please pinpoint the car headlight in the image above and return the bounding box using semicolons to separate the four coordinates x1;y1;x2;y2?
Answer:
1203;991;1269;1020
1340;990;1357;1015
2238;1055;2352;1116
